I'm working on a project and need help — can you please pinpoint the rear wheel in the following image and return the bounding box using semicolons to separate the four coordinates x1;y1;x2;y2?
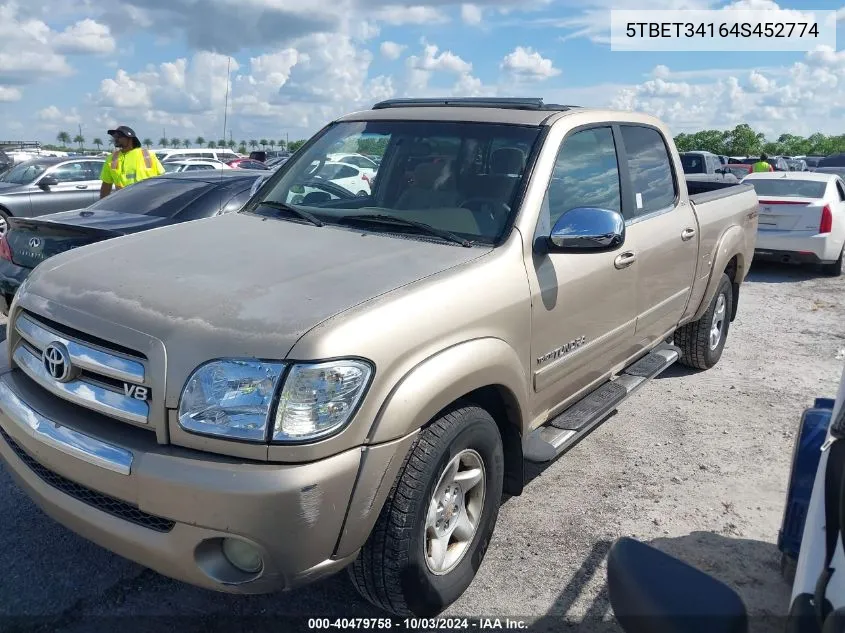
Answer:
0;208;10;236
674;273;733;370
349;403;504;617
820;248;843;276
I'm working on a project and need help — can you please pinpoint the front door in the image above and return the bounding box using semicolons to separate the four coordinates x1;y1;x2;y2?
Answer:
528;125;638;418
28;161;103;217
616;124;698;348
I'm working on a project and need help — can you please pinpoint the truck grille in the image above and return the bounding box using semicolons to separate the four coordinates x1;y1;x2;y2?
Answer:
0;425;175;532
11;310;152;429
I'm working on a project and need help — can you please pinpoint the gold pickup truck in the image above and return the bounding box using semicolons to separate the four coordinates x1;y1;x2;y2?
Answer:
0;98;759;617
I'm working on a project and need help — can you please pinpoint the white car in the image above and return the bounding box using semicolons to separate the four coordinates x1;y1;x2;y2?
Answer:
315;161;371;196
741;171;845;275
327;152;379;177
163;159;232;173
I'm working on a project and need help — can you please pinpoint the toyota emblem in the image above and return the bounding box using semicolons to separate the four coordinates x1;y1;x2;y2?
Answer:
42;342;74;383
28;237;42;249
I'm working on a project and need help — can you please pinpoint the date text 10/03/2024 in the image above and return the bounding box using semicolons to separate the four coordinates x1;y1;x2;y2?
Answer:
307;618;529;630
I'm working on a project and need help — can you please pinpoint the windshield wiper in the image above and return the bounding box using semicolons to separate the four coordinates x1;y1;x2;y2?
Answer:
338;214;473;247
254;201;324;227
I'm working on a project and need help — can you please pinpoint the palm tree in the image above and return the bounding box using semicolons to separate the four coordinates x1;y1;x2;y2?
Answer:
217;139;226;148
268;140;276;151
92;138;103;151
73;134;85;150
238;143;247;154
56;131;71;147
170;138;181;148
227;139;237;150
207;140;216;148
195;136;205;147
249;140;258;149
143;138;152;148
259;138;268;149
182;139;190;148
159;137;168;148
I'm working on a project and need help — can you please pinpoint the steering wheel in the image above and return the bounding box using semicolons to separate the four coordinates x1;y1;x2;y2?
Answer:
459;197;511;234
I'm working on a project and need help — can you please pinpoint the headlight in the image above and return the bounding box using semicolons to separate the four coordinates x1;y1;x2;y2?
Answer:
177;358;372;443
273;360;371;442
178;360;284;441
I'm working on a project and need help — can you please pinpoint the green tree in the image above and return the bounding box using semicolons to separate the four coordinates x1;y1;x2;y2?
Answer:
171;138;181;148
159;137;168;148
207;140;216;148
277;140;286;150
724;124;765;156
56;131;71;147
73;134;85;150
249;139;258;149
268;140;276;150
195;136;205;147
259;138;268;149
227;139;237;149
92;138;103;151
183;139;191;148
288;139;306;152
142;138;152;148
217;138;226;148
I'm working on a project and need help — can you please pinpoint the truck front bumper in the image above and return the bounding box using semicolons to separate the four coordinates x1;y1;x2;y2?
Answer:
0;362;375;594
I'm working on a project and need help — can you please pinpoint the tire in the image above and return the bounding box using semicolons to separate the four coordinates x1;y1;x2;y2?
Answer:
356;190;368;197
820;248;843;276
348;403;504;617
674;273;733;370
0;208;10;236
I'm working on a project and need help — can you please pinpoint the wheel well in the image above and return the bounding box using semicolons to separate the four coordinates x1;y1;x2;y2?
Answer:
724;255;740;321
461;385;524;497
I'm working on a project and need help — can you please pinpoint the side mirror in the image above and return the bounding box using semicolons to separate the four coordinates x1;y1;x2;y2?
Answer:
607;537;748;633
549;207;624;251
38;176;59;189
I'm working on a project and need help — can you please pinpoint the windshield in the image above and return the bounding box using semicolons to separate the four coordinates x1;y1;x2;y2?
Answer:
0;161;50;184
744;178;827;198
680;154;705;173
245;120;542;244
86;177;216;217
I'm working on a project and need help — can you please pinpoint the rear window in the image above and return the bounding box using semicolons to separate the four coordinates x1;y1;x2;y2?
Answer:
86;177;215;217
680;154;705;173
744;178;827;198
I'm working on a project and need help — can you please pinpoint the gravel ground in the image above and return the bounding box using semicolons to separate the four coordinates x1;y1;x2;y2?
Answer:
0;260;842;633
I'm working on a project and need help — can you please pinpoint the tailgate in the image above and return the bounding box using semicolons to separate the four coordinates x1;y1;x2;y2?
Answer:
757;197;822;231
6;218;118;268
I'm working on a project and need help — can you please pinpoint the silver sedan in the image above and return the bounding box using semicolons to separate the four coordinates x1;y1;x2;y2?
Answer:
0;156;106;234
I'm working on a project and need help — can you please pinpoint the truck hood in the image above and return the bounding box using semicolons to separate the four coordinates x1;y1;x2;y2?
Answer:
22;212;490;384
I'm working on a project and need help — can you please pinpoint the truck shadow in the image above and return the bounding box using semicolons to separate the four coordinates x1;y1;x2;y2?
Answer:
746;260;828;284
527;531;791;633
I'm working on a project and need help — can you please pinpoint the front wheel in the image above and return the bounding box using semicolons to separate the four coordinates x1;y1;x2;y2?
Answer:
674;273;733;370
348;403;504;617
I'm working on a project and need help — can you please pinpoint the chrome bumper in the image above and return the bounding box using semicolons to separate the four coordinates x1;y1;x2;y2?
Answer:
0;378;133;475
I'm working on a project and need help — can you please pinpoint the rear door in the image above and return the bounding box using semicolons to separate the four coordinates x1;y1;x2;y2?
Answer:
616;124;698;346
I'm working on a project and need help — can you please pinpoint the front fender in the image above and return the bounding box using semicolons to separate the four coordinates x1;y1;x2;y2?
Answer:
690;225;748;322
367;337;529;444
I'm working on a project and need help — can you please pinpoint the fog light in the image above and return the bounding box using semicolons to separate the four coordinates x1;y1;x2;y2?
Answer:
222;538;263;573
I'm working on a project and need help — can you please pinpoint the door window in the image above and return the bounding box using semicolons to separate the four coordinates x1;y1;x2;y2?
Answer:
542;126;622;230
836;180;845;202
50;161;97;183
619;125;677;219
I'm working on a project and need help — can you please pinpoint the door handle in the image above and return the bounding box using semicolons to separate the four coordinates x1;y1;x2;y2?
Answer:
681;227;696;241
614;251;637;269
75;185;87;189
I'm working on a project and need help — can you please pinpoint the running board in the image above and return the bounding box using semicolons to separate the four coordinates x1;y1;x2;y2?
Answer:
523;344;681;463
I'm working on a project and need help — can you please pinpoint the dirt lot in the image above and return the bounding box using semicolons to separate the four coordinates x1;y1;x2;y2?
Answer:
0;260;843;633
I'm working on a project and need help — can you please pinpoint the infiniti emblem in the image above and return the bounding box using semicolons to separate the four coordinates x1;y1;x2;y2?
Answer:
29;237;42;249
42;342;74;383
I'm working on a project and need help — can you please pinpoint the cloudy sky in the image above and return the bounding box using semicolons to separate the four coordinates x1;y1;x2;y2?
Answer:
1;0;844;146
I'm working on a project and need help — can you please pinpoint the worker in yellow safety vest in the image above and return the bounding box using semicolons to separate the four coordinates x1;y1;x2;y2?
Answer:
99;125;165;198
752;153;774;173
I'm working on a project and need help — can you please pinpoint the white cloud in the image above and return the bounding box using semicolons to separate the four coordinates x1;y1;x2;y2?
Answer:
0;87;22;102
500;46;560;79
408;41;472;74
54;19;115;55
380;41;406;60
461;4;483;24
37;105;82;125
372;6;448;25
0;2;74;90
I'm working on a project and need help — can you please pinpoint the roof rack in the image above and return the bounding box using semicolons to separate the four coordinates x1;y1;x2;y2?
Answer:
371;98;581;111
